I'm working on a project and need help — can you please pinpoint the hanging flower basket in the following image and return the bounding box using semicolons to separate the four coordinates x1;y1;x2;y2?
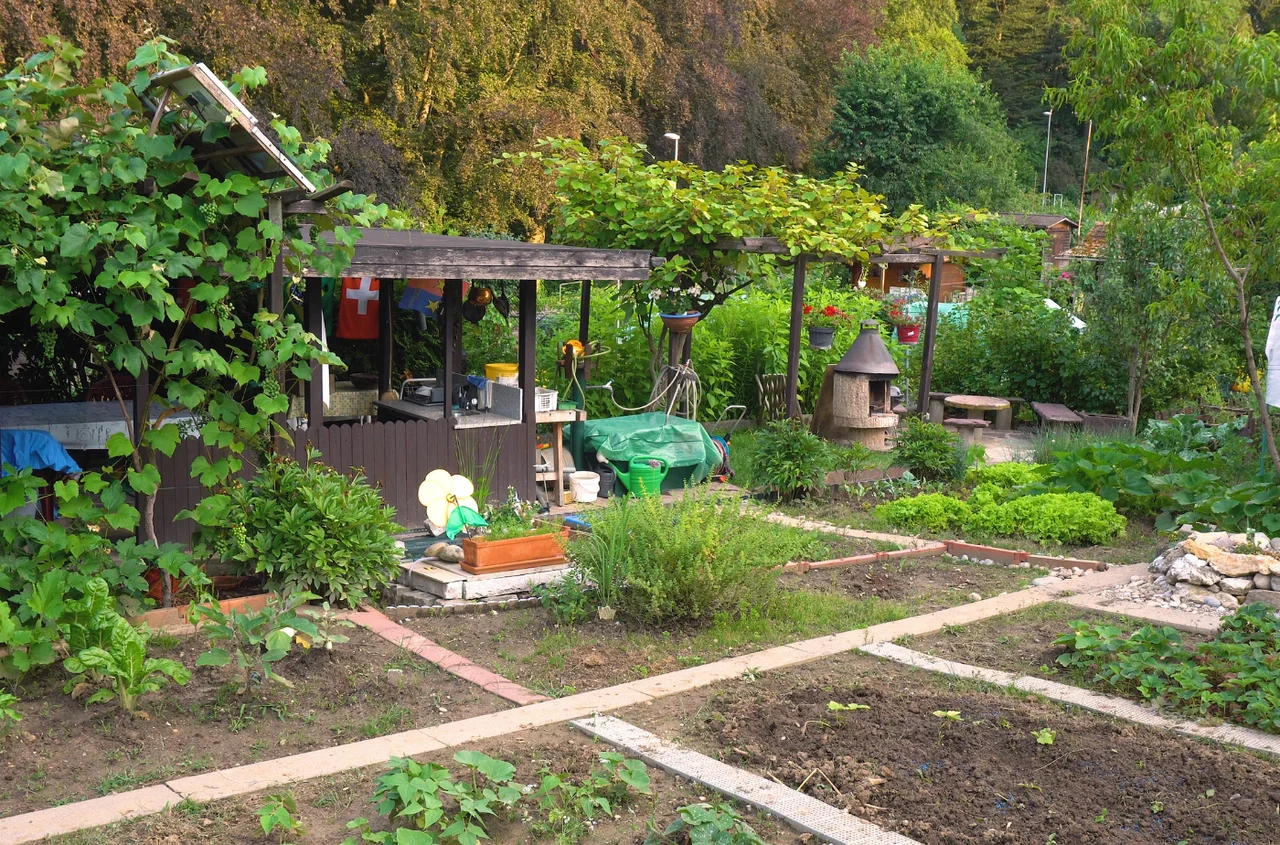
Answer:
660;311;702;333
807;325;836;349
897;324;921;343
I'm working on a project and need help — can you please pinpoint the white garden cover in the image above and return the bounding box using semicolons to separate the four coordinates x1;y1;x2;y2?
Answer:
1268;297;1280;409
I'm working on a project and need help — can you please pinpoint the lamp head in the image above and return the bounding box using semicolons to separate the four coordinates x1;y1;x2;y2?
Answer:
663;132;680;141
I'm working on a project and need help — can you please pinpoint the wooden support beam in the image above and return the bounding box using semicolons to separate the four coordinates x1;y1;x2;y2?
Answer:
305;277;325;428
518;279;536;427
267;198;285;317
377;276;394;397
917;253;945;418
571;281;591;469
442;279;461;422
785;256;808;418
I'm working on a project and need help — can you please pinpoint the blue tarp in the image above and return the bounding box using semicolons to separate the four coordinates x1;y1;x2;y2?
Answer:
1;430;81;475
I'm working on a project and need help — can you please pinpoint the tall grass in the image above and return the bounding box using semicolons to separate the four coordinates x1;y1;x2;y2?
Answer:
1023;426;1146;465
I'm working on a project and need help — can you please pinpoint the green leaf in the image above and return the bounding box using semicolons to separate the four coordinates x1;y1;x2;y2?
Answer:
60;223;93;258
196;648;231;667
234;194;267;217
126;465;162;496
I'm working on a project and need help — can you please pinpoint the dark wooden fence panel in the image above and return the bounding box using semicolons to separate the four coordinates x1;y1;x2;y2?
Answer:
152;417;536;545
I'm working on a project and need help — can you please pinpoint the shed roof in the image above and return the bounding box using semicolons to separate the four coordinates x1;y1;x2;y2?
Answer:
997;213;1080;230
307;228;659;280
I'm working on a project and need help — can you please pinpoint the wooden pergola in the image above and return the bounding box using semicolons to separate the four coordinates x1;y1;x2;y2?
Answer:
713;237;1004;418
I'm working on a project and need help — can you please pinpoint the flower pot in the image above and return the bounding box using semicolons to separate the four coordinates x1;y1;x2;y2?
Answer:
807;326;835;350
597;606;616;621
461;531;567;575
896;324;921;343
144;568;181;602
659;311;701;333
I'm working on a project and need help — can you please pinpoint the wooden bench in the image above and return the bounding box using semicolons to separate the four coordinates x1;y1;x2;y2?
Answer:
943;417;990;447
1031;401;1083;427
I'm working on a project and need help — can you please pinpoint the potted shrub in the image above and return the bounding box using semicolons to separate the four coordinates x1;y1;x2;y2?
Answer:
803;303;849;349
461;488;567;574
653;286;706;332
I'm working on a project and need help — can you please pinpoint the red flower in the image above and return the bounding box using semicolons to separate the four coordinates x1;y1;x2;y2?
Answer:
802;304;813;315
822;305;838;317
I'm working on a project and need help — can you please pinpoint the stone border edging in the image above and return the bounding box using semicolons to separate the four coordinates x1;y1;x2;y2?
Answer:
0;565;1146;844
859;642;1280;758
344;609;549;706
572;715;920;845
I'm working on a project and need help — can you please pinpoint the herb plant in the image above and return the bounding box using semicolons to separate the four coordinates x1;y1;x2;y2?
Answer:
191;592;349;693
0;691;20;735
258;791;306;842
532;752;653;843
749;418;831;501
189;452;402;607
1055;605;1280;733
892;418;961;481
645;802;767;845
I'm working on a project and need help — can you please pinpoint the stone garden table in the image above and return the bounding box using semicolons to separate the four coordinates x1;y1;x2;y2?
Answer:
944;394;1012;428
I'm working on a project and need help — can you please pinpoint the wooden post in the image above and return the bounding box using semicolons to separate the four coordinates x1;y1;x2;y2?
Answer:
571;281;591;469
917;253;945;418
518;278;537;494
442;279;461;421
267;197;285;316
785;255;809;418
377;276;394;396
304;277;325;428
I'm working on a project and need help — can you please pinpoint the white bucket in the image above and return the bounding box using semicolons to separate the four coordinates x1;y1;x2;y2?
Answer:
569;471;600;503
497;375;518;387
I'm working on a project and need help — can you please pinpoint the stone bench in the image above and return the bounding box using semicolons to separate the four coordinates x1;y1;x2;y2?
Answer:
1031;401;1083;427
943;417;990;447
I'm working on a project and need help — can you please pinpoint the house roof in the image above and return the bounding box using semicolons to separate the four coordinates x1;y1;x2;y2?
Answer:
306;228;659;280
997;213;1080;230
1059;221;1108;261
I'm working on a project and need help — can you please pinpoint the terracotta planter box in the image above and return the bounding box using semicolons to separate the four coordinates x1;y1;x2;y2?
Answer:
462;531;567;575
130;592;273;631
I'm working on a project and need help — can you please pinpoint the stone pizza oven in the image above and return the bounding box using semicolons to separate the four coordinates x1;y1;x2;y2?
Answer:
811;320;900;450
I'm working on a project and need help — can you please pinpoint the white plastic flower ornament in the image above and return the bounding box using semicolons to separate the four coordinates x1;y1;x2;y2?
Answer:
418;469;478;533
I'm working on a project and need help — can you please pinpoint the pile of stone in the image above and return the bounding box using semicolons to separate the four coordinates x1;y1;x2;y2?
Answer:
1148;531;1280;613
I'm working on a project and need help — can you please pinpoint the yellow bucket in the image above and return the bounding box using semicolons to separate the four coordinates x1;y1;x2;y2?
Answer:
484;363;518;381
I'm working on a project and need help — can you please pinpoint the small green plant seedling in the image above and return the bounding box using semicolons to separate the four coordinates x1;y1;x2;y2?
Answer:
1094;808;1109;823
932;710;962;721
1032;728;1056;745
1150;800;1164;814
258;791;305;842
827;701;871;712
0;692;21;734
64;616;190;713
645;802;767;845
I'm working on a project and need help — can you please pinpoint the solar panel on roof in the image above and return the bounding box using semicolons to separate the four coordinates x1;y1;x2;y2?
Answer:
145;63;315;193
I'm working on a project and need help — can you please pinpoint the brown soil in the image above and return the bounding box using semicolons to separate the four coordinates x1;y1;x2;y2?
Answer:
617;651;1280;845
0;627;507;818
49;723;797;845
906;602;1214;678
780;557;1044;614
405;558;1043;697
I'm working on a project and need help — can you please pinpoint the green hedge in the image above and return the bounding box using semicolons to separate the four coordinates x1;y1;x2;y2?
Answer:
876;489;1126;546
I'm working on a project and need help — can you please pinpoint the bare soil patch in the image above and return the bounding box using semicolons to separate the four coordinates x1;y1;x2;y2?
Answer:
49;723;798;845
0;627;507;818
405;558;1042;697
906;602;1214;677
616;651;1280;844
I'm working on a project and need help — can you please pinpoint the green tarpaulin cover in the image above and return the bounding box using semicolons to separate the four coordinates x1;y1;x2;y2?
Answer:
579;412;718;483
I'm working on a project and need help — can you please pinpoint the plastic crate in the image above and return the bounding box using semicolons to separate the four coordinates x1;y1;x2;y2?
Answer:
534;387;558;413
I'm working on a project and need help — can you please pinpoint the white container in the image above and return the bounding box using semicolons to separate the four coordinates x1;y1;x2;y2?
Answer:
569;471;600;503
497;375;519;387
534;387;558;413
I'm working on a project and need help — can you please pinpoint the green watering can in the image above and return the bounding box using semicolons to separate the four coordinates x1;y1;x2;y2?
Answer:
613;455;669;498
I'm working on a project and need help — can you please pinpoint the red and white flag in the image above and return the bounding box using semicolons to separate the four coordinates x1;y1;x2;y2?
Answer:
337;276;380;339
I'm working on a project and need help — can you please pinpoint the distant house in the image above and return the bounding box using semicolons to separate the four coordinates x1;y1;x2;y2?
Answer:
997;213;1081;266
1059;221;1108;263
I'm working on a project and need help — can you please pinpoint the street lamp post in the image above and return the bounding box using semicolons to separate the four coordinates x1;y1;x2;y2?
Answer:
1041;110;1053;196
663;132;680;162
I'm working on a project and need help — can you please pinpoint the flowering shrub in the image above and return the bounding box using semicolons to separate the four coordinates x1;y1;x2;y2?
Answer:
885;295;920;326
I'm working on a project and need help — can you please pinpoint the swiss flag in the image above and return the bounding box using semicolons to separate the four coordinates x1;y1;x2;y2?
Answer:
337;277;380;340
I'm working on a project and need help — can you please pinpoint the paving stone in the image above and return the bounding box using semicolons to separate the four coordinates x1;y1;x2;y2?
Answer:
1243;590;1280;610
0;785;183;845
400;561;466;599
461;567;569;599
573;715;919;845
